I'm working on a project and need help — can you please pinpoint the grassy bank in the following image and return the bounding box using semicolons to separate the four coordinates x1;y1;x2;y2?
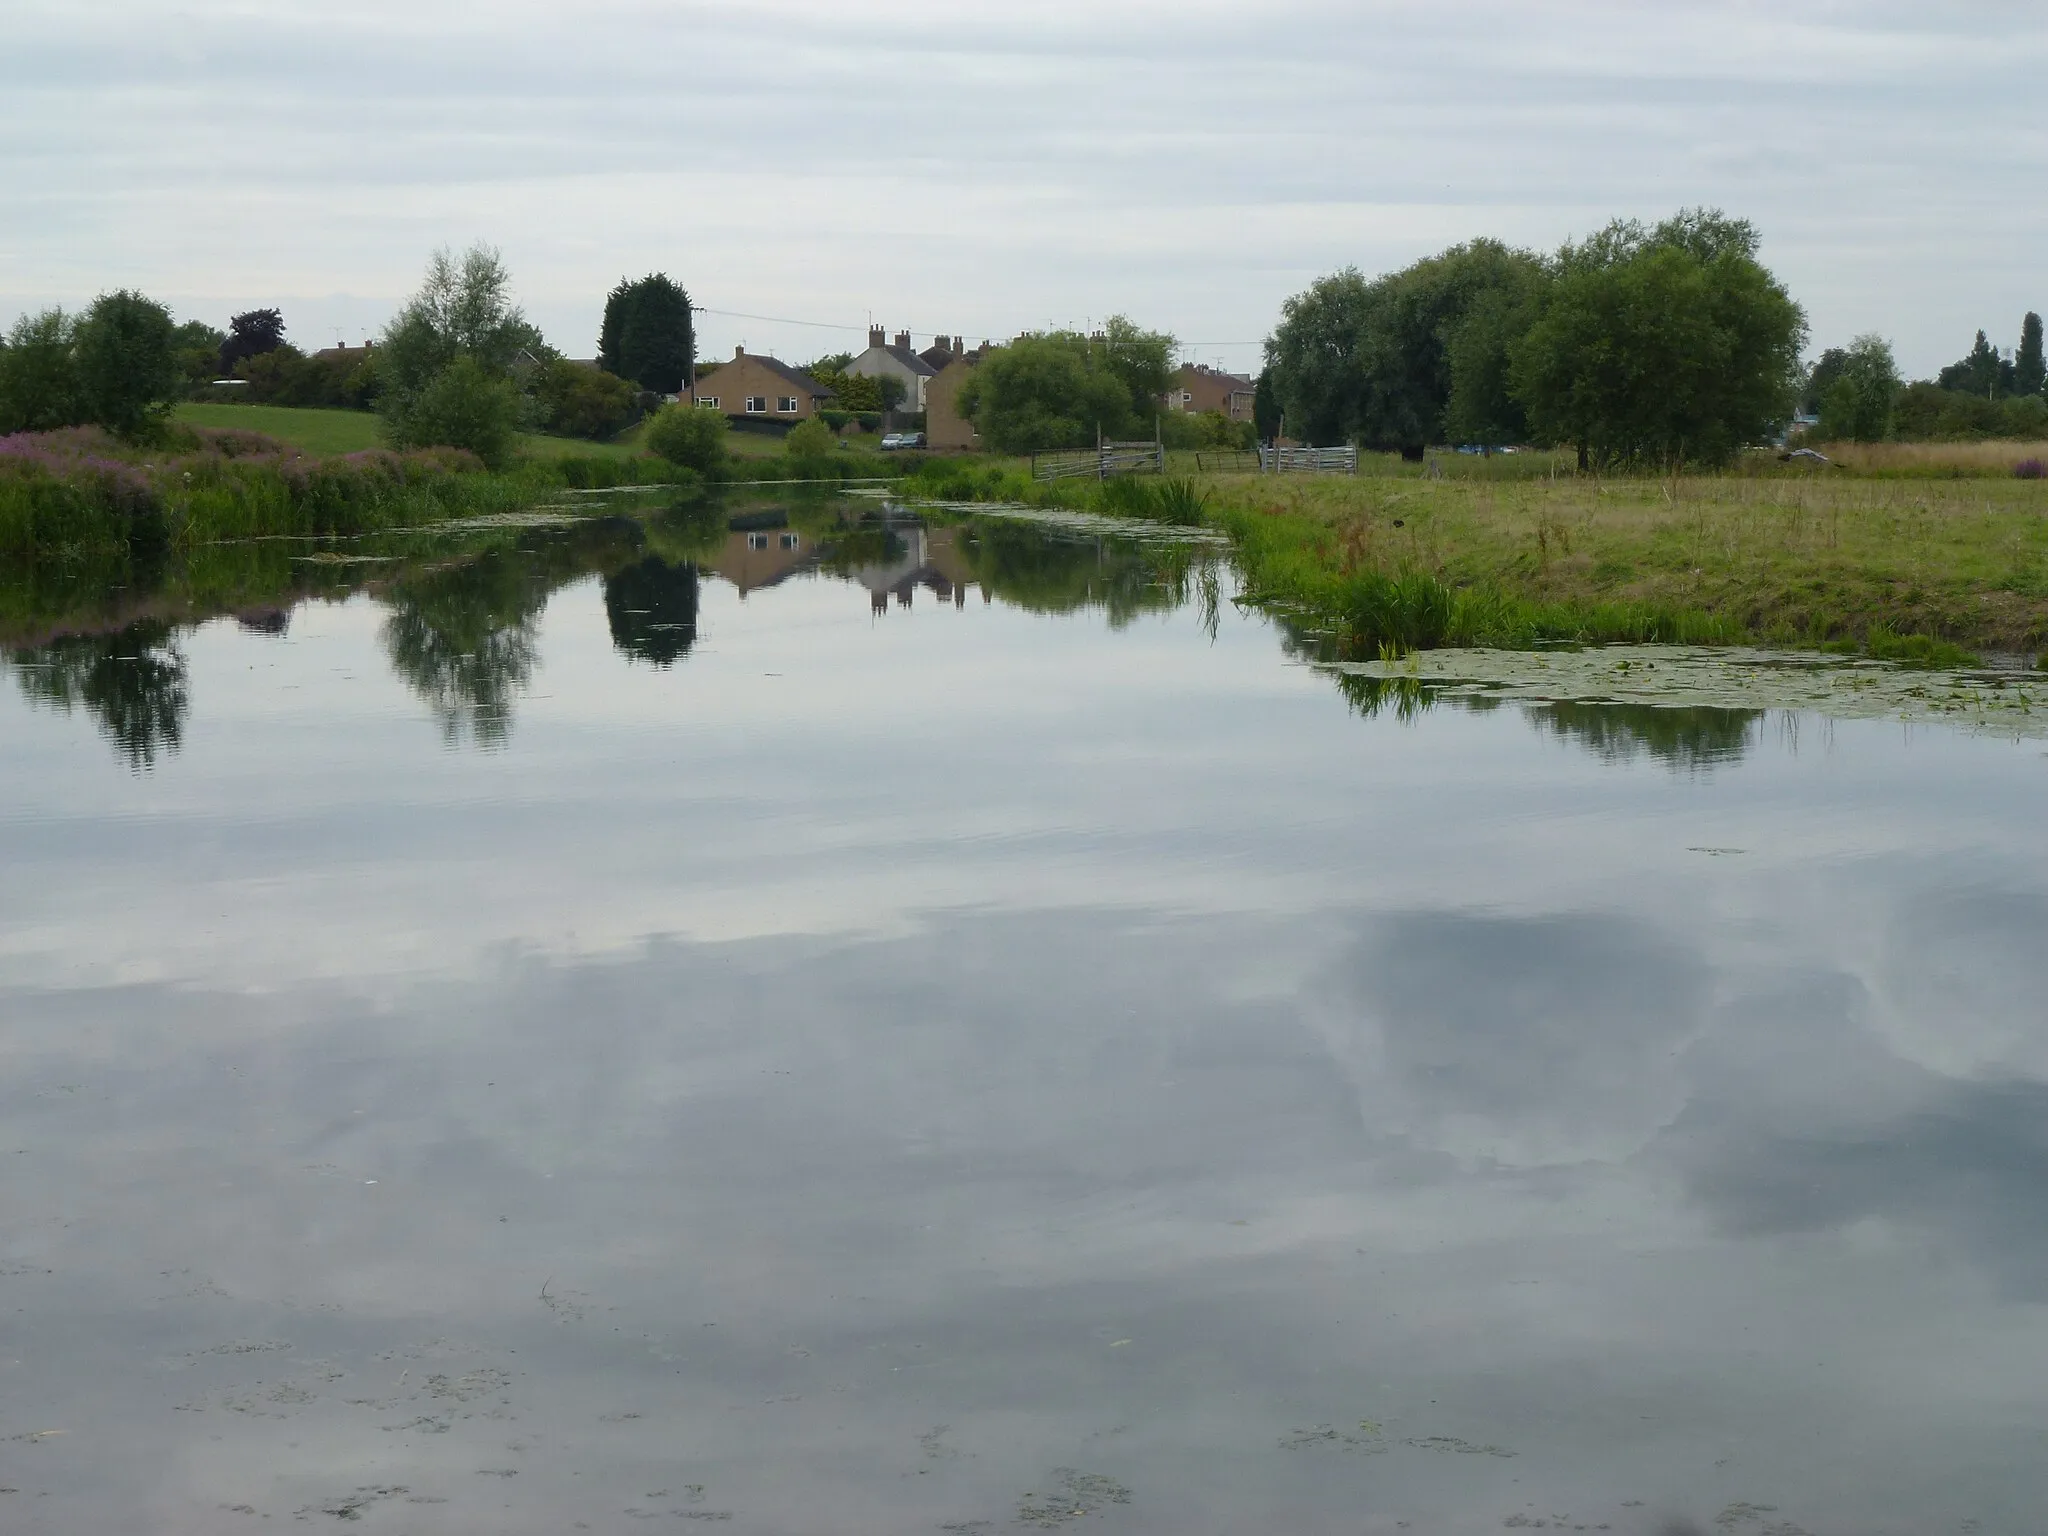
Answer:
900;452;2048;660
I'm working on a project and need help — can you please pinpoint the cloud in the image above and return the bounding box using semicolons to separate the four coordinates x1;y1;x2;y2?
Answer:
3;1;2043;371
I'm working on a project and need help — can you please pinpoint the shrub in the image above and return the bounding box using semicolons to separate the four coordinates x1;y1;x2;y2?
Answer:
785;417;836;460
2016;458;2046;480
644;403;729;475
536;359;638;440
0;309;83;434
385;356;522;469
73;290;182;441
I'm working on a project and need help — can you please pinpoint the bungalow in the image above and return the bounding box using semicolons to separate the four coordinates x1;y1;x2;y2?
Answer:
692;347;834;422
1168;363;1256;422
848;327;936;412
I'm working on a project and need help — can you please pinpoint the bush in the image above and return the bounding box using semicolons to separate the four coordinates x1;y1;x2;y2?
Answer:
73;290;182;441
0;309;83;434
387;356;522;469
785;417;836;460
535;359;638;440
2016;459;2046;480
644;403;729;475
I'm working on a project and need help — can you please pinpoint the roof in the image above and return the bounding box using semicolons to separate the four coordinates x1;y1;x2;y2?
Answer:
720;354;835;396
860;343;937;378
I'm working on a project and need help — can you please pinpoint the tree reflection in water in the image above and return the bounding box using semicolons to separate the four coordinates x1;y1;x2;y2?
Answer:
1334;670;1763;770
603;557;700;667
381;550;548;748
8;620;190;771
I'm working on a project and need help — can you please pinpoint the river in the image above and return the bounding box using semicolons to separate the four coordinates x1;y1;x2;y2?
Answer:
3;498;2046;1533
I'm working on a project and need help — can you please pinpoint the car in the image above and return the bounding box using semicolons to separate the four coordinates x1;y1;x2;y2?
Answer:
879;431;926;451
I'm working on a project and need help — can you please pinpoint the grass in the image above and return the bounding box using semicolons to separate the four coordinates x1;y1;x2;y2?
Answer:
897;451;2048;659
176;403;382;455
1200;468;2048;657
176;402;651;462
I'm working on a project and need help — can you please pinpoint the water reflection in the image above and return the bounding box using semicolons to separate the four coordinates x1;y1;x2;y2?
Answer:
1530;700;1762;770
603;557;700;666
8;619;189;768
4;498;1764;773
1335;670;1765;771
382;550;550;746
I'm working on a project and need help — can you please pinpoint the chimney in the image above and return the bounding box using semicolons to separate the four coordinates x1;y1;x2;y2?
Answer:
734;344;745;359
868;325;885;349
894;330;911;351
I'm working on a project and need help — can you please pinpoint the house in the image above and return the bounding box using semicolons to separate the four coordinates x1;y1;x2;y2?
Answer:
848;327;936;412
1167;363;1256;422
925;341;992;451
691;347;833;422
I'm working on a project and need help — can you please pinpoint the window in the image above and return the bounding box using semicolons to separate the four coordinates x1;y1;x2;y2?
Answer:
745;396;766;414
746;532;769;551
697;396;720;409
778;396;799;414
778;532;799;551
1181;391;1192;403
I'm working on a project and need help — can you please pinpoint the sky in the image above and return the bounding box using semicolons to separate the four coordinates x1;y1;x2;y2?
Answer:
4;0;2045;379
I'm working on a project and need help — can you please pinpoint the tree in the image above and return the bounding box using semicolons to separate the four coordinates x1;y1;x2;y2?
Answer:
73;290;183;441
1253;371;1280;440
1802;347;1849;415
599;274;694;394
2017;312;2046;398
1264;240;1547;452
643;401;728;475
1938;330;2005;398
1095;314;1174;424
1815;334;1900;442
953;324;1172;453
171;321;226;392
1510;212;1805;469
379;244;546;460
536;358;638;440
0;308;83;433
219;309;285;374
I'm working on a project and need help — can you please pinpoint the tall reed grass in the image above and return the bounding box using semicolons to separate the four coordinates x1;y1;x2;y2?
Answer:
1;425;572;558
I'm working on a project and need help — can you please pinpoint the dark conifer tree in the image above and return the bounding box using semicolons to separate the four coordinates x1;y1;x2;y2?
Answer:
598;275;694;394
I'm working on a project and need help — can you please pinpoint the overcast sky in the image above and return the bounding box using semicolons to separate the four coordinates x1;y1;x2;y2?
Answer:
4;1;2044;377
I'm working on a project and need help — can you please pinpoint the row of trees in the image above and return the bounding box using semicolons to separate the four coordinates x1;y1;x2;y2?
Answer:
1791;312;2048;444
1263;209;1807;469
0;292;203;439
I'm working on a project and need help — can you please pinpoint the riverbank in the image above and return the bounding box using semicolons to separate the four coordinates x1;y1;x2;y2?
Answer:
903;456;2048;662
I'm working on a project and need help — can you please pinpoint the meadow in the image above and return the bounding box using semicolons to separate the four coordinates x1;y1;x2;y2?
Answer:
903;443;2048;660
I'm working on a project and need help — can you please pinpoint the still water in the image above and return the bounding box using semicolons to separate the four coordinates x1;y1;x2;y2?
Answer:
3;502;2047;1534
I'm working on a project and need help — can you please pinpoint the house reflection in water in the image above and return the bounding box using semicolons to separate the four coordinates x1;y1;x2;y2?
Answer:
712;523;810;596
850;521;981;615
704;508;983;613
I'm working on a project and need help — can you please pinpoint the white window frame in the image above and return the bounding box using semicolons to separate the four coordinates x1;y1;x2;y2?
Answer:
746;532;769;551
778;532;799;551
697;396;720;409
778;395;799;414
745;396;766;414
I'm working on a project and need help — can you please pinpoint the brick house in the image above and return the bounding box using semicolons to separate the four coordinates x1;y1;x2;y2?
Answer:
691;347;834;421
1167;363;1256;422
925;341;993;451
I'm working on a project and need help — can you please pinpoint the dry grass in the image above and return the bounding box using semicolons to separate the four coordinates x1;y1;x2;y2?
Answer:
1797;439;2048;476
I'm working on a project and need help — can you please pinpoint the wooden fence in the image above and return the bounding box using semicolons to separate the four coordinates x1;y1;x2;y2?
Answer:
1258;444;1359;474
1194;450;1261;474
1031;439;1166;482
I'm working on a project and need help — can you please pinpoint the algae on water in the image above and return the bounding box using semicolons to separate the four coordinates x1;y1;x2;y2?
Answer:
1332;645;2048;741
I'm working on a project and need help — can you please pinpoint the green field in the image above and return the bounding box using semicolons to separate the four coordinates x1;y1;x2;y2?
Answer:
174;403;646;461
